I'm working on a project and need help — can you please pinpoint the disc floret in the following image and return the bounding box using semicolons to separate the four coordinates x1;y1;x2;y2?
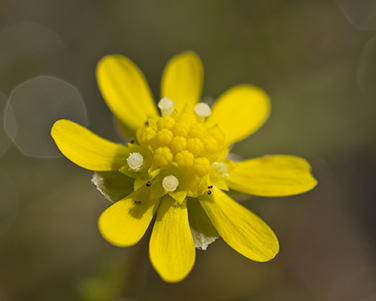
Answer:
126;152;144;171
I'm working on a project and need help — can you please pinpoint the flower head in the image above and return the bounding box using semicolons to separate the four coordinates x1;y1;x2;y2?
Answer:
51;51;317;282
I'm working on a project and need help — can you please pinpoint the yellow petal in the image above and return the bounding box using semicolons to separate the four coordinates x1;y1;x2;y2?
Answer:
96;55;159;134
206;84;270;144
98;187;161;247
227;155;318;197
51;119;128;171
149;195;195;282
199;188;279;262
161;51;203;113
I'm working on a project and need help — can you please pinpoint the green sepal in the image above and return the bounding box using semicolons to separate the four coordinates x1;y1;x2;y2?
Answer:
92;171;134;202
187;197;219;250
134;171;152;191
169;190;187;205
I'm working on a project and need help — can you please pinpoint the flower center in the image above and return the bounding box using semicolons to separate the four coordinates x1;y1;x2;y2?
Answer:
125;99;229;200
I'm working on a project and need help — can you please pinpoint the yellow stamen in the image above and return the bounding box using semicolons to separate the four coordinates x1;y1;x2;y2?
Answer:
157;115;175;130
154;147;173;167
207;126;226;145
156;128;174;146
169;136;187;154
202;135;219;154
177;113;196;126
174;150;194;170
188;122;207;140
172;121;190;137
186;138;204;156
137;126;157;148
191;157;211;177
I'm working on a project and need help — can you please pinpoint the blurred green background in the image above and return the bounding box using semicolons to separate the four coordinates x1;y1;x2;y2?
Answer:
1;0;376;300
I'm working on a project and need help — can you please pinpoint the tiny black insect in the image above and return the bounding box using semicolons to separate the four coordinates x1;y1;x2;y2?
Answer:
146;181;151;187
129;138;135;144
145;120;149;125
134;200;141;204
208;185;213;189
207;190;212;195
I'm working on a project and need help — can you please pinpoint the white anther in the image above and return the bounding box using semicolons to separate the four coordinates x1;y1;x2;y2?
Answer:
194;102;211;121
212;162;229;178
162;175;179;192
158;97;174;116
127;152;144;172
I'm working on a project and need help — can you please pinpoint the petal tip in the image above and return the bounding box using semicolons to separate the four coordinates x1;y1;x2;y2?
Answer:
208;84;271;144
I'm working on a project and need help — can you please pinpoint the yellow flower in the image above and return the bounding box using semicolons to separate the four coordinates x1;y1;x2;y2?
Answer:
51;51;317;283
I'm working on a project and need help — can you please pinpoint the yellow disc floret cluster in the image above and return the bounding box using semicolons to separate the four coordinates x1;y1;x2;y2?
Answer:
134;104;227;199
